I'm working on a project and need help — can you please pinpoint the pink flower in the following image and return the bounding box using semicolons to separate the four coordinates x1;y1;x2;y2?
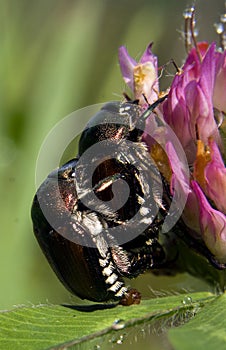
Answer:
165;141;201;234
165;141;190;198
118;43;159;106
163;43;221;163
163;70;197;163
118;26;226;269
194;139;226;214
192;181;226;263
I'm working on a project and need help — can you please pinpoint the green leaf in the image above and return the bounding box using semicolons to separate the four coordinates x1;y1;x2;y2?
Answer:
169;293;226;350
0;292;214;350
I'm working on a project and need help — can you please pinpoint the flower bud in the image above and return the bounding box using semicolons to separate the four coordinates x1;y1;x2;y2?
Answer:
192;181;226;263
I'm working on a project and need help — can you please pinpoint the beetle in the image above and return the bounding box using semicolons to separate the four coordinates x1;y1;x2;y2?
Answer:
31;97;170;305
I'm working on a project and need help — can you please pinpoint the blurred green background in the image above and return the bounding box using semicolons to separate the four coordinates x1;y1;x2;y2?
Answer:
0;0;224;314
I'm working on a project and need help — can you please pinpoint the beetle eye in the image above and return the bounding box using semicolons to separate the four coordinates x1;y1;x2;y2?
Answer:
57;158;78;179
59;167;75;180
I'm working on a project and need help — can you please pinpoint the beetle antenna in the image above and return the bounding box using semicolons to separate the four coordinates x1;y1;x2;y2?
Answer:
141;94;168;120
142;93;150;105
169;59;181;74
123;92;132;101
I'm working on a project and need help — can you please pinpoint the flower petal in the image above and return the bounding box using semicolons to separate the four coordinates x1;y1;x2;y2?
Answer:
119;43;159;104
204;139;226;213
118;46;137;90
192;180;226;263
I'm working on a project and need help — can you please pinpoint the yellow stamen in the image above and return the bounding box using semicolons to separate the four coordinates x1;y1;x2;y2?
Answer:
158;90;169;98
133;63;156;97
193;139;211;189
134;65;147;85
150;144;172;182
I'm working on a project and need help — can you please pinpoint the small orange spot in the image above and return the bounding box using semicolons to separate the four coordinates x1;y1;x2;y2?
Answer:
150;144;172;182
134;65;146;85
133;63;157;98
193;139;211;189
158;90;169;98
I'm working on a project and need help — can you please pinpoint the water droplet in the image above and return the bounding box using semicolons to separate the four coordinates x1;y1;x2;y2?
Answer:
193;28;199;37
214;22;224;34
182;296;193;305
111;334;124;345
117;335;124;345
220;13;226;23
183;7;195;19
112;319;125;330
